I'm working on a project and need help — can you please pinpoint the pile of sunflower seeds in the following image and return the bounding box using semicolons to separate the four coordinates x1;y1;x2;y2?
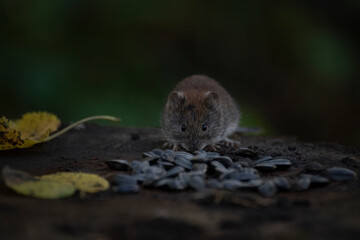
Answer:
106;148;358;197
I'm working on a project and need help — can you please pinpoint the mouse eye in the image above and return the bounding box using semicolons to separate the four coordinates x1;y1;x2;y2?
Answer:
181;124;187;132
202;124;208;131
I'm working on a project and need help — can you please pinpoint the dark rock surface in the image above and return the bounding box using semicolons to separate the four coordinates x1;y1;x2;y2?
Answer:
1;124;360;240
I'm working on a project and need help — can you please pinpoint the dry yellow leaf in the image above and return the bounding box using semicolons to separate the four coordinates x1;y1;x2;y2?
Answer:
2;166;76;199
15;112;60;141
3;167;110;199
0;112;60;150
0;112;120;150
40;172;110;193
9;180;77;199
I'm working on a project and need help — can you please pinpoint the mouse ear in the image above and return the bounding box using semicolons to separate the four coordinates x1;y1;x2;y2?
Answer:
204;91;219;106
168;91;185;105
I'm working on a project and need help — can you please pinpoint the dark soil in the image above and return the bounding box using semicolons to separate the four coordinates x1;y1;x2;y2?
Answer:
1;124;360;240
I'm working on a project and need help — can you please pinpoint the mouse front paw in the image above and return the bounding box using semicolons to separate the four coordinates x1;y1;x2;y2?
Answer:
205;144;221;152
163;141;180;151
219;138;240;148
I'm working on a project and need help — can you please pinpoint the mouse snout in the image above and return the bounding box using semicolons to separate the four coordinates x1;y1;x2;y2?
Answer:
187;140;204;152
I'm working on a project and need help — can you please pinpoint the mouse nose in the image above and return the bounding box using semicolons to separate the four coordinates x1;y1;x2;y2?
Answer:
188;142;200;152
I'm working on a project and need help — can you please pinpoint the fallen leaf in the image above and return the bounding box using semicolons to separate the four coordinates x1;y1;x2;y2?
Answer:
2;166;76;199
0;112;120;150
15;112;60;141
40;172;110;193
0;112;60;150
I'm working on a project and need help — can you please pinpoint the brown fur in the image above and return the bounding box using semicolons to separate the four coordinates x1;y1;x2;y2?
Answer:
161;75;240;151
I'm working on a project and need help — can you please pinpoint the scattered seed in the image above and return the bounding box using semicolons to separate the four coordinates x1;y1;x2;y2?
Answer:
294;177;311;191
113;174;140;193
166;178;186;190
178;172;190;186
253;156;273;165
206;179;222;188
222;180;242;190
191;151;208;162
112;184;139;193
230;162;243;171
326;167;357;182
163;166;185;178
105;159;131;171
109;148;356;197
222;171;260;181
300;174;329;185
211;161;228;173
212;156;233;167
175;151;194;160
175;156;193;170
234;147;257;157
188;176;205;190
142;151;158;158
273;177;291;190
206;152;220;159
193;163;207;174
258;181;277;197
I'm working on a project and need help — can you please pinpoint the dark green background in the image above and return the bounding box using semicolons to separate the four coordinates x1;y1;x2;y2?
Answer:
1;0;359;145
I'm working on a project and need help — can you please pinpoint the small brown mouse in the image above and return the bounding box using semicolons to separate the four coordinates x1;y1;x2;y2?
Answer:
161;75;240;152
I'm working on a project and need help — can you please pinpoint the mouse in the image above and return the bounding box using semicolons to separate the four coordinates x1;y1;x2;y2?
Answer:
161;74;240;152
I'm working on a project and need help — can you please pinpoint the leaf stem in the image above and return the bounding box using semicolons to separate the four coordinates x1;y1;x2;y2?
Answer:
44;115;120;142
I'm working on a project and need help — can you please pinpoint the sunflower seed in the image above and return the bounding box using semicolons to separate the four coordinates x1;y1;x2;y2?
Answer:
175;156;193;170
206;178;223;188
175;151;194;160
112;184;139;193
193;163;207;174
230;162;243;171
326;167;357;182
258;181;277;197
254;163;277;172
211;161;228;173
178;172;190;186
188;176;205;190
130;160;150;174
113;174;138;185
152;148;164;156
273;177;291;190
112;174;140;193
253;158;291;170
222;180;243;190
142;151;157;158
105;159;131;171
234;147;257;157
212;156;233;167
300;174;329;185
154;178;170;187
157;160;175;169
294;177;311;191
143;166;166;185
163;166;185;178
206;152;220;159
221;171;260;181
253;156;273;165
166;178;186;190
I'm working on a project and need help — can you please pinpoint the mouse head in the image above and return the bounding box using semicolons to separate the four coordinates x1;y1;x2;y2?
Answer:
162;90;224;152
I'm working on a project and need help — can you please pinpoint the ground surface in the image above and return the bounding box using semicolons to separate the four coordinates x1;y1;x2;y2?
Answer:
0;124;360;240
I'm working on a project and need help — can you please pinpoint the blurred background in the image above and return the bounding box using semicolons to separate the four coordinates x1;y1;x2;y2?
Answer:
0;0;359;145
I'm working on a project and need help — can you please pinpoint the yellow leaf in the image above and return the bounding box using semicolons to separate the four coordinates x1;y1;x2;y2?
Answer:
0;112;60;150
15;112;60;141
0;112;120;150
40;172;110;193
2;166;76;199
10;180;76;199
